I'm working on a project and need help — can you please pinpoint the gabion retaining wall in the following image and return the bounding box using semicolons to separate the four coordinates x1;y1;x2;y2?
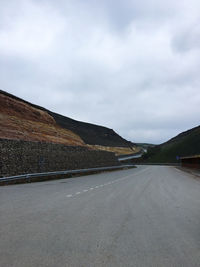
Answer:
0;139;119;177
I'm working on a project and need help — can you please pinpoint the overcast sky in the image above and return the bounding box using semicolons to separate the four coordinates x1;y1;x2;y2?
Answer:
1;0;200;144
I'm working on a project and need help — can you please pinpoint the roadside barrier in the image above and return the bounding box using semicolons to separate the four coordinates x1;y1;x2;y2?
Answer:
0;165;135;185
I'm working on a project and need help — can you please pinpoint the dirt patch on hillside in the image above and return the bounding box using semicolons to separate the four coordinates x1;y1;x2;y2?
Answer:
0;93;85;146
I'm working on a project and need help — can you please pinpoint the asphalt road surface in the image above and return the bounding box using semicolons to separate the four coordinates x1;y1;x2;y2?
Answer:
1;166;200;267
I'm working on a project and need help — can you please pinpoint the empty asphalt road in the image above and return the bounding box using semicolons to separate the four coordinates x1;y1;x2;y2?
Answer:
1;166;200;267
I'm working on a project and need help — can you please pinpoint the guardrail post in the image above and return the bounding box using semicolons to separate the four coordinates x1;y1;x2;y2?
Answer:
26;174;30;183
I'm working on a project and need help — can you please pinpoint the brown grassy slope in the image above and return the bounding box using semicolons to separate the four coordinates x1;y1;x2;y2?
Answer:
87;144;140;156
0;93;85;146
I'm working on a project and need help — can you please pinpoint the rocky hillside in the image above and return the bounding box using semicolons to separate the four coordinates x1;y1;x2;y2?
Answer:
143;125;200;163
0;90;138;155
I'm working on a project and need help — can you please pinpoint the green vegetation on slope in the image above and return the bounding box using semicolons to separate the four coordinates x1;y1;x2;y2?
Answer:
143;126;200;163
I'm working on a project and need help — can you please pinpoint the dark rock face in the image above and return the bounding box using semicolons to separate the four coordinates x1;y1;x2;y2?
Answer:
0;139;119;177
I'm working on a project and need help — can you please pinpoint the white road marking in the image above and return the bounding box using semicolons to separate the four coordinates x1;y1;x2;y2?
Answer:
175;168;184;174
66;168;150;199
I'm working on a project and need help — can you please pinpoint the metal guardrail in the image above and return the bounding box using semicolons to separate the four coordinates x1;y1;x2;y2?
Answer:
135;163;181;166
118;154;143;161
0;164;135;184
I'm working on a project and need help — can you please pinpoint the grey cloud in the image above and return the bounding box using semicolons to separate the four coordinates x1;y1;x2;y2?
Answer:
1;0;200;144
172;24;200;53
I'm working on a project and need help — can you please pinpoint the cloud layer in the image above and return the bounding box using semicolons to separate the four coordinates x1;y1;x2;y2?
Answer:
1;0;200;143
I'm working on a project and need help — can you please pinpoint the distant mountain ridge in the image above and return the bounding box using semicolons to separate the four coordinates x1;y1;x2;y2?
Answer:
0;90;138;155
143;125;200;163
49;111;132;147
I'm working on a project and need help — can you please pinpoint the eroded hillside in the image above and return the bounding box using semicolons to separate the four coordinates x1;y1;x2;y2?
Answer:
0;90;138;155
0;92;85;146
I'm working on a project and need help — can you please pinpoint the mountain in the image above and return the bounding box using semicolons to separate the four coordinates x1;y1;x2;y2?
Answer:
143;125;200;163
0;90;138;155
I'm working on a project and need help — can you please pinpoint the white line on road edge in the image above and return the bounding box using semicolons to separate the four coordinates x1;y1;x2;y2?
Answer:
175;168;184;174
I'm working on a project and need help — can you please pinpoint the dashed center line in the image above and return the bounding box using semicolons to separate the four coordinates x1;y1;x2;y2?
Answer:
66;168;149;199
66;181;117;198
